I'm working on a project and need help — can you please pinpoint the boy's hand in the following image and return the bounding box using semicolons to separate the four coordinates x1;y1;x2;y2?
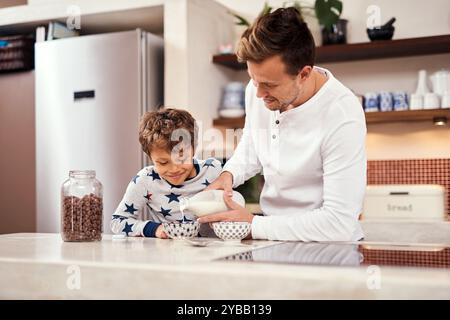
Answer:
205;171;233;193
155;225;168;239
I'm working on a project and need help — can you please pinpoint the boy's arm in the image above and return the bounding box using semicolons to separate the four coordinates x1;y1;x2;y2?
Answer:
110;172;161;238
111;213;161;238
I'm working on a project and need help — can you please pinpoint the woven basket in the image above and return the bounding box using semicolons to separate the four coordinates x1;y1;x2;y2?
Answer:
0;34;35;73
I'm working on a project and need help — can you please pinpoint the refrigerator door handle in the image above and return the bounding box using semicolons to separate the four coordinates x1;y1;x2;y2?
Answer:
138;29;150;168
74;90;95;100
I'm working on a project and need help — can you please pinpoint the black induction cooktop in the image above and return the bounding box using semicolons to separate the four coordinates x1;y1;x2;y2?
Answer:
219;242;450;269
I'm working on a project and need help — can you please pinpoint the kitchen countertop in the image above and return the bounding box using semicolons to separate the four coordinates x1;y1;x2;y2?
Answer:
1;221;450;299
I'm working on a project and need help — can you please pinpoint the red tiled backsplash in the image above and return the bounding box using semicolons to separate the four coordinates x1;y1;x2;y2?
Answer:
359;246;450;268
367;159;450;217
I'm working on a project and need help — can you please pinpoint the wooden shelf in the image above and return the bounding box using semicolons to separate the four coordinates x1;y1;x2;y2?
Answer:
213;109;450;128
212;54;244;70
213;117;245;128
212;35;450;69
365;109;450;124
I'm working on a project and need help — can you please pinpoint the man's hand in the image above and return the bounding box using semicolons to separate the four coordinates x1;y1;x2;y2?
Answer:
204;171;233;193
155;225;168;239
197;192;255;224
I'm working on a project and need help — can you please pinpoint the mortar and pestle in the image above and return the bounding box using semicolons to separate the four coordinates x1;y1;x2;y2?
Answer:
367;17;396;41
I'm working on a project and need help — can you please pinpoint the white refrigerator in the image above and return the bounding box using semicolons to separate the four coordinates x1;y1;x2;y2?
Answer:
35;29;163;233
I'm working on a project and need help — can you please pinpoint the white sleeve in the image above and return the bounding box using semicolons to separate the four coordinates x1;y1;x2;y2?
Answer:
222;82;262;188
251;116;367;242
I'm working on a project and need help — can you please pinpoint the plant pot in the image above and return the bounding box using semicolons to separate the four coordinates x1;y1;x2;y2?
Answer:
321;19;348;45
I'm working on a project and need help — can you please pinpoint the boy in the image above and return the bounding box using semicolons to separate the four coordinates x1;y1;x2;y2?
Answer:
111;108;222;238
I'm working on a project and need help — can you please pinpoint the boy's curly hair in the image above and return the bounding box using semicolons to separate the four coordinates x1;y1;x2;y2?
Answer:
139;108;198;156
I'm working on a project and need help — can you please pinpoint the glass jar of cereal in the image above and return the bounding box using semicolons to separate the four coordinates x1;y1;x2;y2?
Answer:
61;170;103;242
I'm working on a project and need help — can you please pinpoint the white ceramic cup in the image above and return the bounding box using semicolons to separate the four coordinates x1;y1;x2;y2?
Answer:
423;93;440;109
409;93;423;110
441;91;450;109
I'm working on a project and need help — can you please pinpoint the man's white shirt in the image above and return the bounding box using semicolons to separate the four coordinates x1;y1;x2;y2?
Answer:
223;67;367;241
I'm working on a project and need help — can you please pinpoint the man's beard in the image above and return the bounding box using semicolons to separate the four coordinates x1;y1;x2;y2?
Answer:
273;91;301;112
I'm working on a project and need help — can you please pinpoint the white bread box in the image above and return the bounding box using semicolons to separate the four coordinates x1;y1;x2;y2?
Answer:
363;184;446;221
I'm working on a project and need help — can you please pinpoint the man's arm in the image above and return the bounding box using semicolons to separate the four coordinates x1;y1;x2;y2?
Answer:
252;118;367;242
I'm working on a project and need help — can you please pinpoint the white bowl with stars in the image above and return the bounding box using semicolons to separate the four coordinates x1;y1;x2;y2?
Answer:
212;222;251;242
162;221;200;240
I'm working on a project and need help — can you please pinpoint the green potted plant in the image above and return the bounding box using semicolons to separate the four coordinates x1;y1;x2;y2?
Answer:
229;1;315;27
228;0;346;46
314;0;347;45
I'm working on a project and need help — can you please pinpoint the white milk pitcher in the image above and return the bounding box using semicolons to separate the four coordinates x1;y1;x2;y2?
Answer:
180;190;245;217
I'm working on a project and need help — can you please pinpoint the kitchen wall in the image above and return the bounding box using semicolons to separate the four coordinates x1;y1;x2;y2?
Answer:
216;0;450;42
0;0;26;8
165;0;235;145
0;71;36;233
215;0;450;160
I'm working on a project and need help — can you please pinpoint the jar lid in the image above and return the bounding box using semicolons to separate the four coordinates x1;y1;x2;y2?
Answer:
69;170;96;178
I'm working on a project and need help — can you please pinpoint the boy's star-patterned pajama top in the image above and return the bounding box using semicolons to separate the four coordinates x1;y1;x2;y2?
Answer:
110;158;222;237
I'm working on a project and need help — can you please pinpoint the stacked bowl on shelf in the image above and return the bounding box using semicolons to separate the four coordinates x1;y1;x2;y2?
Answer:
363;69;450;112
218;82;245;118
363;91;408;112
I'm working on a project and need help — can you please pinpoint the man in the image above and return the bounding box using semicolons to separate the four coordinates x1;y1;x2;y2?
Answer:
200;7;366;241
